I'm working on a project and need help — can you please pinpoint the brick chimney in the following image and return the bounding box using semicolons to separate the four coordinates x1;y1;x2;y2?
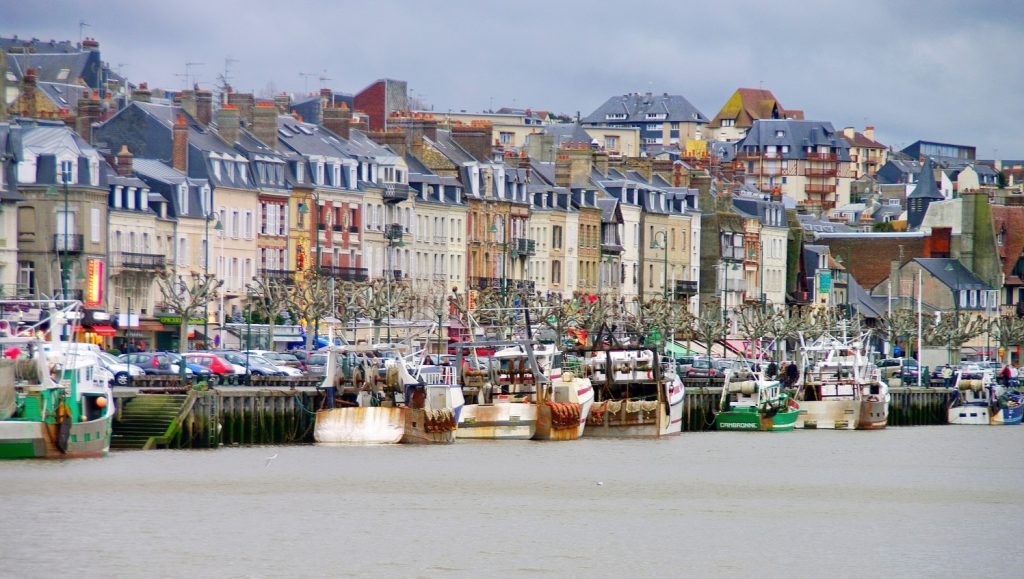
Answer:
451;122;493;162
368;129;408;158
227;91;255;128
927;226;952;258
75;89;101;143
132;82;151;103
217;104;240;145
252;102;278;150
592;150;609;176
81;37;99;51
116;144;134;177
194;87;213;126
274;92;291;114
322;102;352;139
22;68;38;118
554;153;572;187
625;157;653;181
179;89;197;119
172;113;188;172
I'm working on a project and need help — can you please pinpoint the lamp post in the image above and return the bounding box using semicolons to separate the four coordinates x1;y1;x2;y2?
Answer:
203;213;222;349
650;230;669;300
297;192;322;345
385;222;404;344
245;301;252;384
59;160;72;302
945;262;961;364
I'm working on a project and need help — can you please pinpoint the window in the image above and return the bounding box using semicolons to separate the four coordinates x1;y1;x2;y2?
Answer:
552;225;563;249
90;208;101;243
17;261;35;294
721;119;735;127
552;260;561;284
499;132;514;145
605;113;627;120
775;130;785;138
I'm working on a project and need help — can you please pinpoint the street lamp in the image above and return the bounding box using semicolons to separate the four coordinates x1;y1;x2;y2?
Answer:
297;191;322;343
203;212;222;348
385;221;405;344
59;160;73;301
650;230;669;300
945;262;961;364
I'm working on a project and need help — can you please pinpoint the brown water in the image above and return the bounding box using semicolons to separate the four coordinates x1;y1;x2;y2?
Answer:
2;426;1022;578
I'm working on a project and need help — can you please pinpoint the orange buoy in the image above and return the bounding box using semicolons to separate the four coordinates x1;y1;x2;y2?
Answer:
96;396;108;408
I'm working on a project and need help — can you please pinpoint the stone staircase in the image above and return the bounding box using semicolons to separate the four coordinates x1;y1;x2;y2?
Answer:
111;394;192;450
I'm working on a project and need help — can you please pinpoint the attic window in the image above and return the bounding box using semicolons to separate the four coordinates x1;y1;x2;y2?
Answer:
645;113;666;120
775;130;785;138
605;113;627;120
56;68;70;81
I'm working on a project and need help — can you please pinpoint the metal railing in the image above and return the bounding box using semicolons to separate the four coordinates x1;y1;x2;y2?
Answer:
319;266;368;281
118;252;166;270
53;234;84;252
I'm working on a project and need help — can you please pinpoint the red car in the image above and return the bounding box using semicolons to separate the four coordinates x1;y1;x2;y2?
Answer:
185;353;236;385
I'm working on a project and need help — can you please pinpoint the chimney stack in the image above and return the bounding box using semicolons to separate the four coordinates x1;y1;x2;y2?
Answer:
179;89;197;119
75;89;101;143
451;122;493;162
554;153;572;187
274;92;291;114
116;144;134;177
368;130;408;158
864;125;875;142
81;37;99;51
322;102;352;139
227;91;255;128
172;113;188;173
217;104;240;146
23;68;38;118
194;87;213;126
252;102;278;150
592;150;609;176
132;82;151;103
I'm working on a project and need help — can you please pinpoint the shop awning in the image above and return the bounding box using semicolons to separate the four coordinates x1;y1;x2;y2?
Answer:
89;325;117;336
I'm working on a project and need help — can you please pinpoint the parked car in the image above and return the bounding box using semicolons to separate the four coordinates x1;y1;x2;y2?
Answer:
219;351;286;376
160;352;214;382
686;357;726;378
184;352;237;386
96;351;145;386
243;350;303;376
119;353;193;376
877;358;919;381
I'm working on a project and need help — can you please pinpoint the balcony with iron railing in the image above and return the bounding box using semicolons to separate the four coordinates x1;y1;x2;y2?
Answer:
257;268;295;281
385;223;404;241
805;152;837;161
118;251;166;270
674;280;698;295
511;237;536;257
382;183;411;203
53;234;84;253
319;266;368;282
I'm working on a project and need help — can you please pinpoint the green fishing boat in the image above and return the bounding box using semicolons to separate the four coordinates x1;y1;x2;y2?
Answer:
0;301;114;459
715;369;799;431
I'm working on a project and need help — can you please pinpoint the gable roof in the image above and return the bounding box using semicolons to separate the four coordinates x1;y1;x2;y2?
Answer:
913;258;991;290
581;92;708;125
708;87;795;129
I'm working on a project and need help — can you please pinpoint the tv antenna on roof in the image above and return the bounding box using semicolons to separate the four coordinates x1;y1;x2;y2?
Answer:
175;61;205;89
318;71;332;91
299;72;316;95
78;20;89;47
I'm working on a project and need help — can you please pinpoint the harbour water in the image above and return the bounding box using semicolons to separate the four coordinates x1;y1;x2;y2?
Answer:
2;426;1022;578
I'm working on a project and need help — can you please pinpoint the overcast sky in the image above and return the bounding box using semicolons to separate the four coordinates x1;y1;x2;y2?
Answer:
8;0;1023;158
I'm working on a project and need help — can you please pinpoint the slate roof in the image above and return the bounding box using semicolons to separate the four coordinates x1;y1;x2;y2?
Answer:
581;93;708;125
276;115;351;159
908;157;943;199
914;258;991;290
427;130;477;165
597;197;622;223
736;119;851;161
6;51;103;88
542;123;594;148
131;158;210;219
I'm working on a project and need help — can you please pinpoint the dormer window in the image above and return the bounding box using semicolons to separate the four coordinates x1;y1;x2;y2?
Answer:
225;161;235;181
211;160;221;180
645;112;667;120
775;130;785;138
295;162;304;183
605;113;627;120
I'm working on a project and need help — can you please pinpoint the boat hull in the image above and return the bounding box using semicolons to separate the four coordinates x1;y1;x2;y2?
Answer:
716;408;799;431
948;405;991;425
315;407;406;444
858;398;890;430
585;398;683;437
456;403;537;440
0;414;112;459
795;400;860;430
990;404;1023;425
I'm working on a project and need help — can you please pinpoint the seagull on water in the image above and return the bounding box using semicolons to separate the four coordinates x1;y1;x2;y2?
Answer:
264;453;279;468
596;481;603;486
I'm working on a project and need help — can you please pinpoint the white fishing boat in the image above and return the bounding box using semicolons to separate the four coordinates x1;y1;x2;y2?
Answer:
581;347;684;437
792;333;866;430
0;301;115;459
454;339;592;441
492;342;594;440
314;343;462;444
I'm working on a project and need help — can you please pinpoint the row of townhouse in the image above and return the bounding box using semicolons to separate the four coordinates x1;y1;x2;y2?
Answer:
0;92;795;350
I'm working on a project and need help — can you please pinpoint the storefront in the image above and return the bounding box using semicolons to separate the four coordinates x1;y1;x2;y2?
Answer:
80;309;116;346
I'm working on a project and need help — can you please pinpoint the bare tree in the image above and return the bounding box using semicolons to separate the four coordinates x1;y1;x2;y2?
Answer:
330;280;363;344
245;276;289;350
418;281;452;354
638;296;692;349
989;314;1024;364
353;278;413;342
475;286;526;339
285;270;333;350
155;271;223;381
877;308;927;356
693;303;728;358
925;312;989;363
734;303;779;360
